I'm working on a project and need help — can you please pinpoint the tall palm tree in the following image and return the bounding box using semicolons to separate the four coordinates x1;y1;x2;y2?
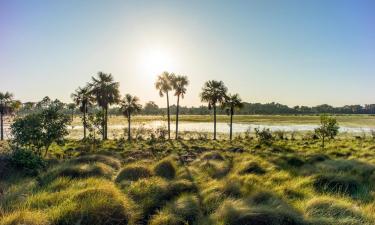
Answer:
120;94;142;141
90;72;120;140
0;92;14;140
155;71;174;139
200;80;228;140
171;75;189;139
71;86;93;139
222;94;243;141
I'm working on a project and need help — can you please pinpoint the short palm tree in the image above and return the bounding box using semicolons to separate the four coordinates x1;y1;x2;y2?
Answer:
200;80;228;140
223;93;243;141
120;94;142;141
67;103;76;122
171;75;189;139
71;86;93;139
155;71;174;139
90;72;120;140
0;92;14;140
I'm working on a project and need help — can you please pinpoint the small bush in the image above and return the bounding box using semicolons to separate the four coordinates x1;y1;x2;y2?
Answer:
154;159;176;179
168;179;197;196
116;165;152;182
255;128;274;145
313;174;362;196
10;148;45;175
200;160;231;179
0;210;49;225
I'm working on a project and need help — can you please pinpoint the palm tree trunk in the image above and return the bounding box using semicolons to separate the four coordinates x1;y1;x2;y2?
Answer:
128;114;131;141
0;113;3;141
102;108;105;140
166;91;171;140
213;104;217;140
175;95;180;139
83;106;87;139
230;107;233;141
104;106;108;140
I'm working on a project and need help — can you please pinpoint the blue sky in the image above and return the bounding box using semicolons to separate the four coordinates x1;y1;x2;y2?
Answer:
0;0;374;106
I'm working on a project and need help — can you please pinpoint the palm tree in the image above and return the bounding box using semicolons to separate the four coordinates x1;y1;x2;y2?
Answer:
71;86;93;139
90;72;120;140
155;71;174;139
222;94;243;141
120;94;142;141
171;75;189;139
0;92;14;140
200;80;228;140
67;103;76;122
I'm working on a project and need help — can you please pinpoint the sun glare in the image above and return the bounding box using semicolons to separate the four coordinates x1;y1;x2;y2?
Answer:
138;48;176;77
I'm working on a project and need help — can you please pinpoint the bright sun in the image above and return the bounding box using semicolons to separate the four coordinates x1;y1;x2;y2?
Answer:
138;48;176;77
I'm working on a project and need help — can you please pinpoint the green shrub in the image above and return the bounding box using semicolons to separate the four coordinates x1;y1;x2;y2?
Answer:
154;159;176;179
313;174;362;196
116;165;152;182
0;210;49;225
254;128;274;145
10;148;45;175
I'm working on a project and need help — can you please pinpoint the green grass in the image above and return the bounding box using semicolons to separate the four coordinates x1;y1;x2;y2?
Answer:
1;137;375;224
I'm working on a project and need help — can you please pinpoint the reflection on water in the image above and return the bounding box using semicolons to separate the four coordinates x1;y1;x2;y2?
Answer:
69;121;373;133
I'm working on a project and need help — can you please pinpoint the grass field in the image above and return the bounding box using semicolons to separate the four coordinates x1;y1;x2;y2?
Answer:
70;114;375;128
1;136;375;225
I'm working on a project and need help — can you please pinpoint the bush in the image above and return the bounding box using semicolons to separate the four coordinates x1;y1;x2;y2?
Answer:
116;165;152;182
313;174;362;196
0;210;49;225
154;159;176;179
10;148;45;175
168;179;197;196
254;128;274;145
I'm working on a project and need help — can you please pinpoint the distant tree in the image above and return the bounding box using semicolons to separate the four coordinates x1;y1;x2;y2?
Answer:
90;72;120;140
36;96;51;109
314;114;339;149
71;86;94;139
120;94;142;141
67;103;76;122
200;80;228;140
143;101;160;115
171;75;189;139
155;71;174;139
223;93;243;141
0;92;14;140
11;100;70;157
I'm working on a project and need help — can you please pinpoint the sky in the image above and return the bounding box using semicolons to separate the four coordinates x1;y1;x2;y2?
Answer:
0;0;374;107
